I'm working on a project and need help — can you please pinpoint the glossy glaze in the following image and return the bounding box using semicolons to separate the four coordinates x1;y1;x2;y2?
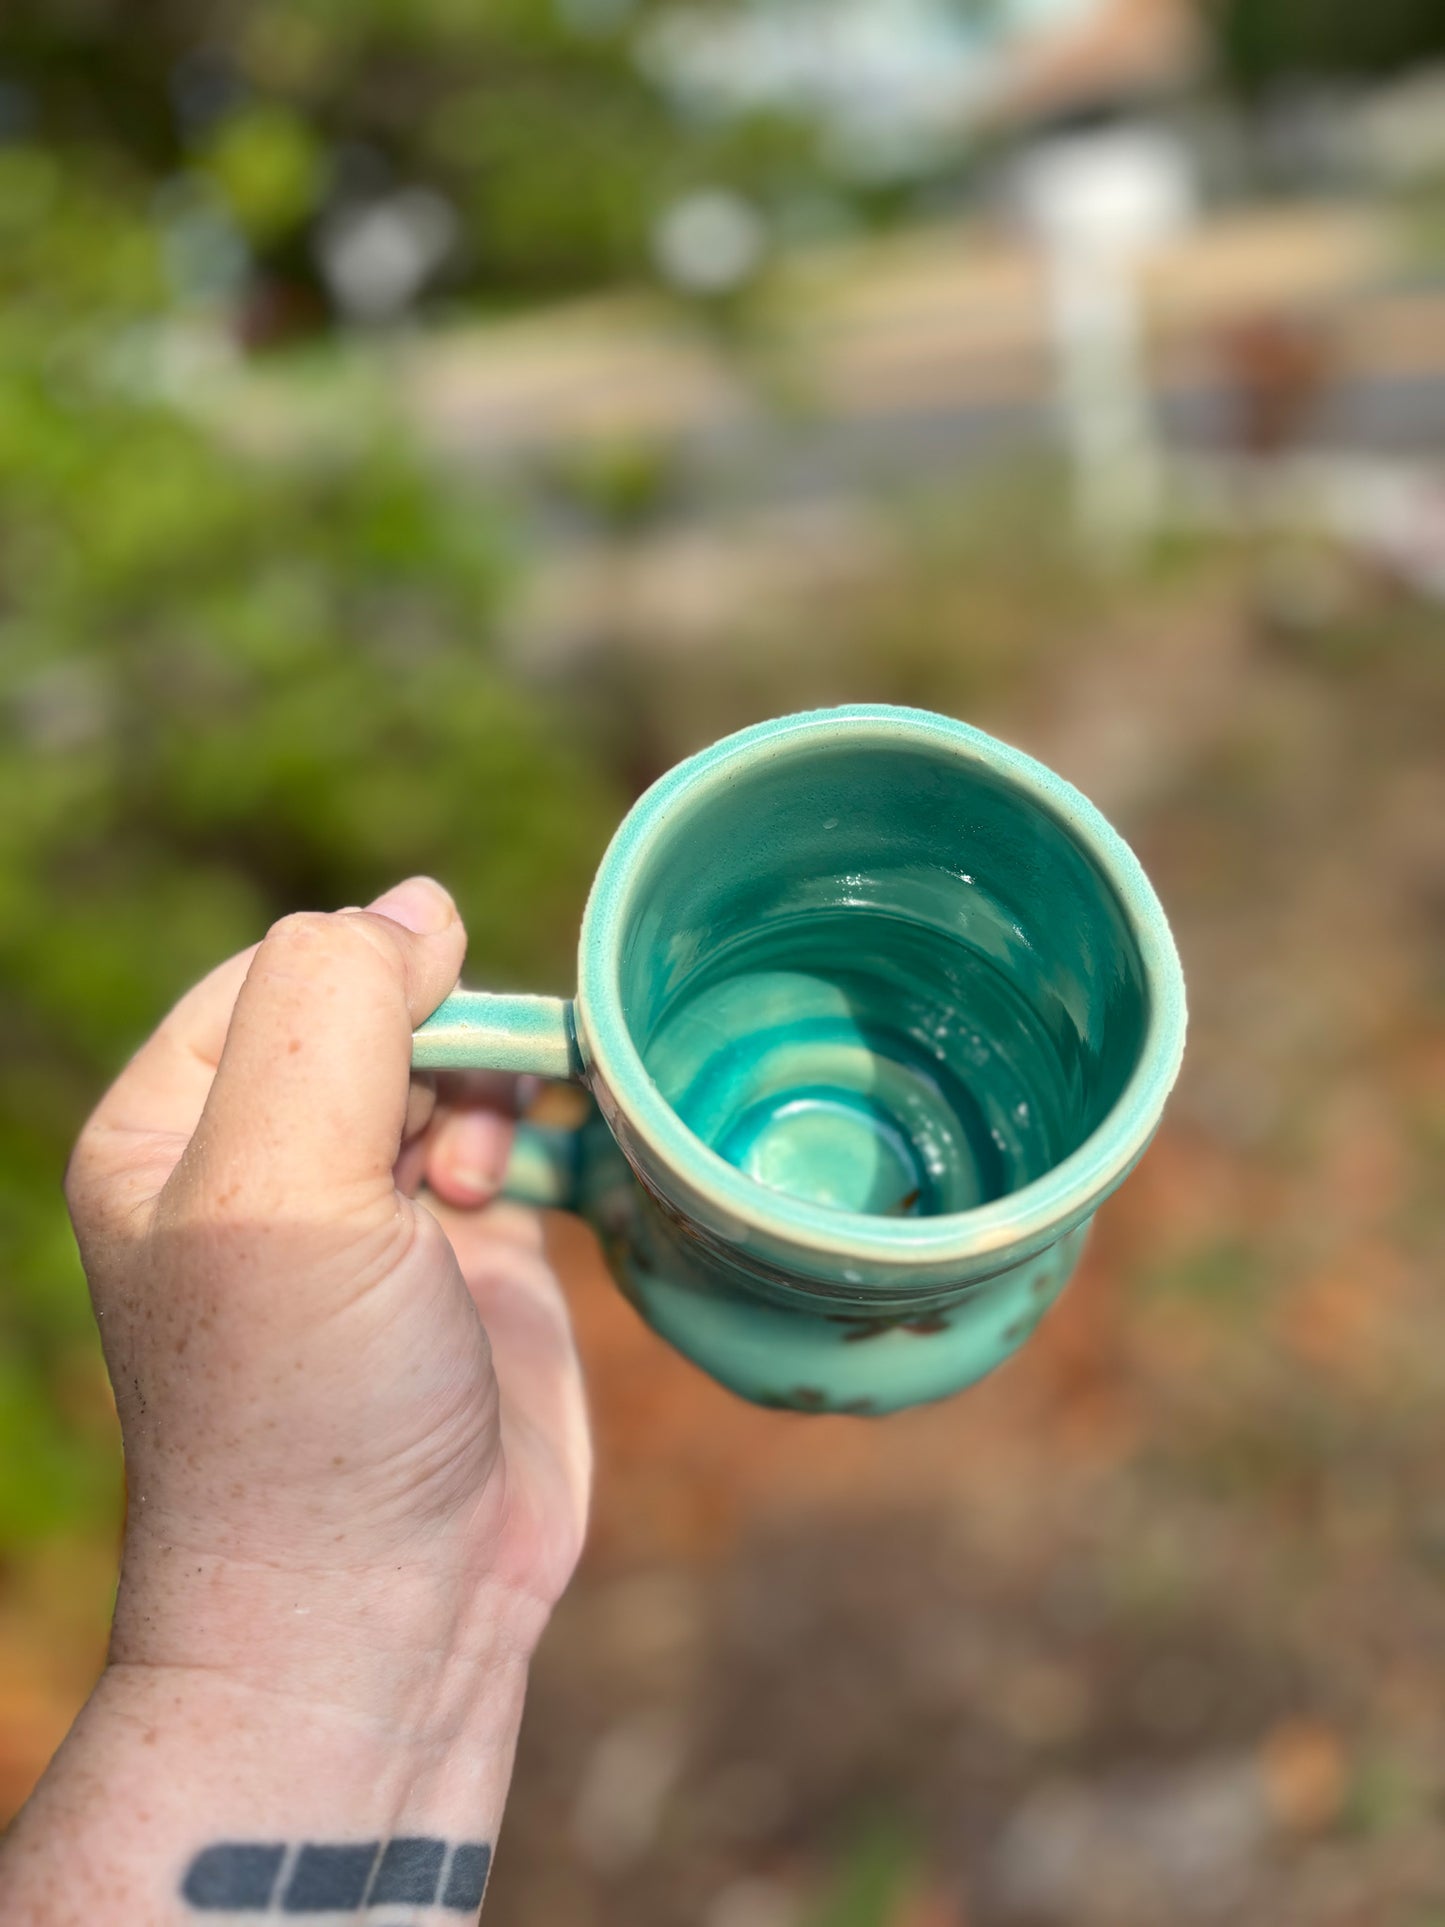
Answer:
412;706;1186;1413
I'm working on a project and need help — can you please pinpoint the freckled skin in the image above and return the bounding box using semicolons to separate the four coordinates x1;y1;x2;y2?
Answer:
0;880;592;1924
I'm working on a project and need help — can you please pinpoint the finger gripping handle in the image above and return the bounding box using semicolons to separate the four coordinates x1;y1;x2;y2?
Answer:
411;991;581;1080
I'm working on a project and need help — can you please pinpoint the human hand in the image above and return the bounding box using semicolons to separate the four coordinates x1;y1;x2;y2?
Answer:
71;874;590;1701
2;879;590;1921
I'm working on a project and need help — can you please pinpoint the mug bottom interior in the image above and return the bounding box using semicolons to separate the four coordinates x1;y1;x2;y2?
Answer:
646;904;1074;1218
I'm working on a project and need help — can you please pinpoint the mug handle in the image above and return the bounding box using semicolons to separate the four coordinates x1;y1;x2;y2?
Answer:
411;990;587;1210
412;990;582;1080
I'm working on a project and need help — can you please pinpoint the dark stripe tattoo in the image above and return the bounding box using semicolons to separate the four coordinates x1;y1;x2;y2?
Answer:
181;1837;492;1914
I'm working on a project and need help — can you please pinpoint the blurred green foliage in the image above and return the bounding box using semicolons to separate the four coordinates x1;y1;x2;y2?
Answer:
0;0;823;312
4;0;1439;330
1217;0;1445;90
0;151;618;1550
200;101;326;246
806;1820;921;1927
539;433;686;532
0;144;165;333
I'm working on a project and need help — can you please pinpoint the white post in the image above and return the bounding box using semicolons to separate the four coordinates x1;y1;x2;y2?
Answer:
1014;127;1195;560
1048;235;1160;558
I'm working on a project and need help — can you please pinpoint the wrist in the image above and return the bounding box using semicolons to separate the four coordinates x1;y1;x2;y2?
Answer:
97;1646;530;1811
110;1510;549;1754
2;1655;524;1922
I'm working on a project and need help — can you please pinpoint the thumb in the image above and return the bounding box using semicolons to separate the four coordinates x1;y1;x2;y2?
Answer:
175;878;466;1219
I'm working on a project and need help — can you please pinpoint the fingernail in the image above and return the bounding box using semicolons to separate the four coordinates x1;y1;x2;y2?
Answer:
451;1166;498;1202
369;876;455;936
444;1110;508;1199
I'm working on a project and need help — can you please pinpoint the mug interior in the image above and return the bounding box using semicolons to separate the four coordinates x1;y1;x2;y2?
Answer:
610;726;1153;1222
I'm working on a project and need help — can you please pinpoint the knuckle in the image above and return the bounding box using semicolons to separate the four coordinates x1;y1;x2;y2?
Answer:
62;1127;103;1221
64;1122;148;1245
259;907;399;979
261;908;344;954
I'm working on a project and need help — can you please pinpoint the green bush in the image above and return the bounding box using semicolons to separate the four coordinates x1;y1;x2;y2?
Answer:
0;254;617;1547
0;0;827;309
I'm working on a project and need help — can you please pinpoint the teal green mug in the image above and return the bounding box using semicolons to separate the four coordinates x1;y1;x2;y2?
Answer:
413;705;1186;1415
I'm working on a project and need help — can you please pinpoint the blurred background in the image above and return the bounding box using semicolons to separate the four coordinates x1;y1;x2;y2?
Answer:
1;0;1443;1920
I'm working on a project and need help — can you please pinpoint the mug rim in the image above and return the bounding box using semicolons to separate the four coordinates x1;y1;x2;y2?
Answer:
575;704;1187;1270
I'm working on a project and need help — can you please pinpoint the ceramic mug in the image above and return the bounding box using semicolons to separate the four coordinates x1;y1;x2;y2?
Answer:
412;705;1186;1414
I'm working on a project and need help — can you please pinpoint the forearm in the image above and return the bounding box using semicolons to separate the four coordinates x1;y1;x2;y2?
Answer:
1;1550;534;1924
